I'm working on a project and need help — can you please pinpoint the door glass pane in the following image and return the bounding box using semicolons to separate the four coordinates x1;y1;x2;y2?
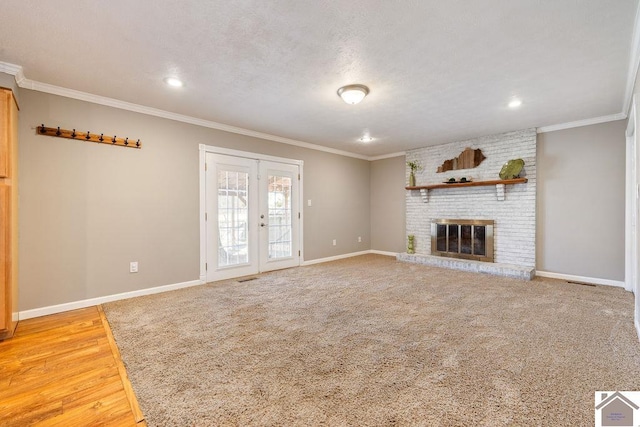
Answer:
268;174;292;259
218;170;249;267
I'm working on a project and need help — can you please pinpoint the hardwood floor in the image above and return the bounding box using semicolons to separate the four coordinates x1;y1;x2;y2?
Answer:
0;306;146;426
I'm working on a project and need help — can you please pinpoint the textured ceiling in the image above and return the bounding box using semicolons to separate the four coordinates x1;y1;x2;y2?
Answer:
0;1;638;156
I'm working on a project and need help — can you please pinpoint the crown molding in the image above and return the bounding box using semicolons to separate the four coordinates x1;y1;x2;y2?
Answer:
536;112;627;134
0;61;371;161
1;61;633;158
368;151;406;161
0;61;24;89
0;61;21;76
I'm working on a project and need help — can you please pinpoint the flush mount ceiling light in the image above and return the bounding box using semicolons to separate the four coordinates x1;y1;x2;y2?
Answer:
359;135;373;143
508;98;522;108
337;84;369;105
164;77;184;88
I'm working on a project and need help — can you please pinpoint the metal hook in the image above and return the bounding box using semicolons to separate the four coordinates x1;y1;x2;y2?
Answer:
124;138;129;146
71;129;76;138
40;124;46;134
99;133;104;142
85;131;91;140
56;127;61;136
136;139;140;147
112;136;117;143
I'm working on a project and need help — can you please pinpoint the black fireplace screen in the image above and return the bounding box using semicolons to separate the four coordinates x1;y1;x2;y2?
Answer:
431;219;494;262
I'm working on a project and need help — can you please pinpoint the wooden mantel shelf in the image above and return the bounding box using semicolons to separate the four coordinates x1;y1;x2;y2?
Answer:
406;177;528;203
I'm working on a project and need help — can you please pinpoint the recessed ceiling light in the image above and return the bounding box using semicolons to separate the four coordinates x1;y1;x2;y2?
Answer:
164;77;184;88
359;135;373;143
508;99;522;108
338;84;370;105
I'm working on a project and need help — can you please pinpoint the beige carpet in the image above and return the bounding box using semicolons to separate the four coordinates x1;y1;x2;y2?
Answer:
103;255;640;426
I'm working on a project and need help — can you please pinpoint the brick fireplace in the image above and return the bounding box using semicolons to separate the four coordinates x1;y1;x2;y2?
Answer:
398;129;536;280
431;219;494;262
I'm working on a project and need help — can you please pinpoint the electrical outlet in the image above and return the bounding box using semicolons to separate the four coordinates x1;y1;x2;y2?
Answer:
308;199;312;207
332;239;337;246
130;261;138;273
358;236;362;242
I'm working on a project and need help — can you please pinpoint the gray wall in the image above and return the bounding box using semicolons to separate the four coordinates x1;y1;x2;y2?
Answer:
18;89;370;311
14;85;629;312
537;120;626;281
370;156;406;253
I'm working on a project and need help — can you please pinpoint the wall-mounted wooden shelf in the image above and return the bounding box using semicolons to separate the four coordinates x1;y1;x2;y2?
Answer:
406;177;528;203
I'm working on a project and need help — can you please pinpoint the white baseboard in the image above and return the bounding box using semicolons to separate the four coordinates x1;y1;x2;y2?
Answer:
535;270;626;289
636;317;640;342
301;250;374;266
19;278;205;320
369;250;400;257
302;250;399;266
20;251;395;319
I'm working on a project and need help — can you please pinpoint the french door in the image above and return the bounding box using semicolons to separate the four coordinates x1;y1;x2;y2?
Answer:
204;151;301;282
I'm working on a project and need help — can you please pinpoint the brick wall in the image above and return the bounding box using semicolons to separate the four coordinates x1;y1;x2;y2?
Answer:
406;129;536;268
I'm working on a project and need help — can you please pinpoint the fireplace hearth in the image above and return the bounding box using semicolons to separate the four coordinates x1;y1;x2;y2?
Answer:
431;219;494;262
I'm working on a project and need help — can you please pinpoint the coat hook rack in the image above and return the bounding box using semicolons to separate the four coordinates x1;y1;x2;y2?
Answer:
36;124;142;149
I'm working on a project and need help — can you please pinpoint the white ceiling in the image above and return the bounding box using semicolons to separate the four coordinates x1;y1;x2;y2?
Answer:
0;1;638;157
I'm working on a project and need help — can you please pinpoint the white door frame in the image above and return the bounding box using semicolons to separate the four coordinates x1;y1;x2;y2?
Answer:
626;96;640;339
626;100;637;294
199;144;304;283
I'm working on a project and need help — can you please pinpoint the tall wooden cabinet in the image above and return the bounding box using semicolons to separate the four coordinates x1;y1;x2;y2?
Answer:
0;88;18;340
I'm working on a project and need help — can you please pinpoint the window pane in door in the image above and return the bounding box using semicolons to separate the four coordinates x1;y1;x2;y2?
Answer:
218;170;249;267
268;175;292;259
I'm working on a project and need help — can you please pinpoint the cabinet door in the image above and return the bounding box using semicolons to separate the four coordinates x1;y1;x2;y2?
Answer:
0;185;8;332
0;90;9;178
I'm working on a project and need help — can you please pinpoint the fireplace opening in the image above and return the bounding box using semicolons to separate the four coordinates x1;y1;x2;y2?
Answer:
431;219;494;262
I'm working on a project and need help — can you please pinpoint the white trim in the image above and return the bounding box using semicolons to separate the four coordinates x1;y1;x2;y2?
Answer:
0;62;369;161
200;143;304;166
623;0;640;116
2;61;635;161
627;97;637;137
0;61;22;77
200;144;304;282
535;270;626;289
299;162;305;264
626;99;638;294
301;250;372;266
199;145;207;283
536;113;627;134
369;250;399;257
19;279;204;320
368;152;406;161
636;317;640;341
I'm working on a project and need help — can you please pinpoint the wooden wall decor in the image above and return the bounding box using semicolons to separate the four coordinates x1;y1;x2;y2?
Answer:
437;147;485;173
37;125;142;149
